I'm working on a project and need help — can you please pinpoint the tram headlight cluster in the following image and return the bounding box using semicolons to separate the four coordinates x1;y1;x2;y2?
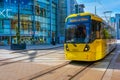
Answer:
84;44;90;52
85;47;88;51
66;44;69;51
66;47;69;51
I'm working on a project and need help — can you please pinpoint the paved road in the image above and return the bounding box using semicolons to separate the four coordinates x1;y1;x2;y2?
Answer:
0;42;120;80
0;47;68;80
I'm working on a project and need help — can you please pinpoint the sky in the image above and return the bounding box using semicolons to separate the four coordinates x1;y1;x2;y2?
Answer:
76;0;120;18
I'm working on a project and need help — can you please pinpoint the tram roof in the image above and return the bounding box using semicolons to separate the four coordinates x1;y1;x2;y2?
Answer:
66;12;103;22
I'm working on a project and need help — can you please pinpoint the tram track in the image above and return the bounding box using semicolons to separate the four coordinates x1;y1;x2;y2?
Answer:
0;47;63;61
23;48;117;80
23;61;94;80
0;50;56;61
70;47;118;80
20;61;71;80
29;58;109;80
68;62;93;80
0;47;69;80
0;48;64;66
0;46;118;80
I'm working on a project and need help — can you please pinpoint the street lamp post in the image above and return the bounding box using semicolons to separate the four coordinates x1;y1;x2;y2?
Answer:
94;0;96;15
17;0;20;44
32;0;35;44
11;0;26;50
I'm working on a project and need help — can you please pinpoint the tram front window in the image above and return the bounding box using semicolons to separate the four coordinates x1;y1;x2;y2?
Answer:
66;24;88;43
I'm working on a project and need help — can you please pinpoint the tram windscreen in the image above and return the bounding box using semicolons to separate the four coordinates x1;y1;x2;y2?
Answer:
65;23;89;43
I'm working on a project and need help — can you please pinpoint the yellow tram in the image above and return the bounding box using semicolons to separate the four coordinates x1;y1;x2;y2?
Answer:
64;12;116;61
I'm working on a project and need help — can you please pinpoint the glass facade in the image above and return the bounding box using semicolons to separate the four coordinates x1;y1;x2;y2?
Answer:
0;0;58;45
57;0;67;43
57;0;77;43
115;14;120;39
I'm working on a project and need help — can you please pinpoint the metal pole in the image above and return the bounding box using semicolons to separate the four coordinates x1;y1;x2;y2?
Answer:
17;0;20;44
104;11;112;24
50;0;53;44
32;0;35;44
95;6;96;15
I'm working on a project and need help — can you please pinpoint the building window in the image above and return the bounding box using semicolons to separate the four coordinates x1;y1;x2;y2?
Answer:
35;5;46;17
0;20;3;33
36;21;40;31
35;5;40;15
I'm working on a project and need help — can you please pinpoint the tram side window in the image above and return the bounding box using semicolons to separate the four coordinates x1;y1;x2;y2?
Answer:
91;21;96;41
91;21;101;42
96;22;101;39
101;23;106;39
97;22;105;39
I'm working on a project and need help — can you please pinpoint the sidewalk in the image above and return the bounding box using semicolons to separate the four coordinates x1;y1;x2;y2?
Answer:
0;44;63;51
0;44;63;60
0;47;66;80
26;44;63;50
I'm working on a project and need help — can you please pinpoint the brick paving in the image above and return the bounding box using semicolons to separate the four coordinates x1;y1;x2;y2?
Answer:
0;45;65;80
0;62;49;80
102;42;120;80
111;41;120;80
0;53;66;80
109;52;120;80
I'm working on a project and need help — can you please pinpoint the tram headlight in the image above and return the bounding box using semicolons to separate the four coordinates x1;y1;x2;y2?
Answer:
84;44;90;52
66;47;69;51
85;47;88;51
66;44;69;51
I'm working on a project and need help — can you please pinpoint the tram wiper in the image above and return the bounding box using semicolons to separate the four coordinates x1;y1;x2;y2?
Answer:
71;42;77;47
72;43;77;47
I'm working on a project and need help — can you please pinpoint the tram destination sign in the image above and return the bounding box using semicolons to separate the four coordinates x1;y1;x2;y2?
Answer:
67;16;90;24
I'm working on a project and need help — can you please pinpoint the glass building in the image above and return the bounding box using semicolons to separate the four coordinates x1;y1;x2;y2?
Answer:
0;0;58;45
115;14;120;39
0;0;78;45
67;0;77;15
57;0;77;43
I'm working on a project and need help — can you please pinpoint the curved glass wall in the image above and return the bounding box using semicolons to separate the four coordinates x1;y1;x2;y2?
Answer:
0;0;58;45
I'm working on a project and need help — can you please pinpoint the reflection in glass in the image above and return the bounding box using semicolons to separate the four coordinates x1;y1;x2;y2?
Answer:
66;24;88;43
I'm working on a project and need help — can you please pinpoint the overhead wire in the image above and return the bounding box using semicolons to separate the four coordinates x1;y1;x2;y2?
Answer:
95;0;112;22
